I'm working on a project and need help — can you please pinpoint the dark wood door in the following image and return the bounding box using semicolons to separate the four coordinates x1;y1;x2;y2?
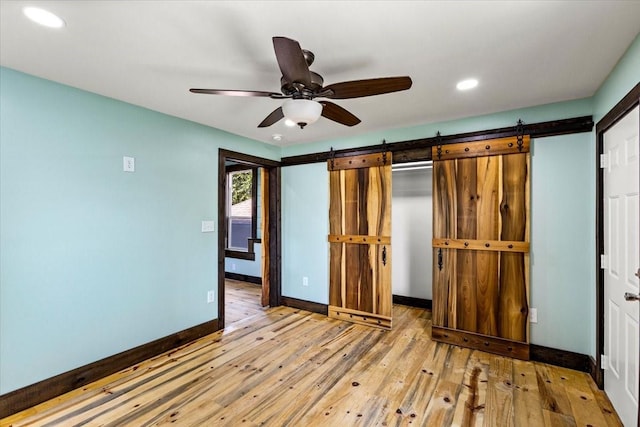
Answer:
431;136;531;359
328;152;393;329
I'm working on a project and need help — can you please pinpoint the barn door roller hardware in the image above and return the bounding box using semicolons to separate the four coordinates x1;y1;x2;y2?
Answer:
516;119;525;152
329;146;335;170
435;131;443;160
381;139;388;165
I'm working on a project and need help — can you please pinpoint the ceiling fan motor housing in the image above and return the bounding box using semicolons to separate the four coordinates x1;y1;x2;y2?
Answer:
280;71;324;98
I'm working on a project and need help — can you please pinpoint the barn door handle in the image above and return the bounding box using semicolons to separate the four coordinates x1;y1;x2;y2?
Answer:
382;246;387;266
635;268;640;278
625;292;640;302
438;248;443;271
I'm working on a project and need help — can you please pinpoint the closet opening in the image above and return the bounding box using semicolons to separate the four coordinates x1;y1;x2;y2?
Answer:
391;161;433;309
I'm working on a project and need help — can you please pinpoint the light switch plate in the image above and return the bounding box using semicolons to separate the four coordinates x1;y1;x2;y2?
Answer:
530;308;538;323
201;220;215;232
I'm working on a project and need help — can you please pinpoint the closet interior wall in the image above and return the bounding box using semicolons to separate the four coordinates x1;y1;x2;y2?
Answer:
391;163;433;301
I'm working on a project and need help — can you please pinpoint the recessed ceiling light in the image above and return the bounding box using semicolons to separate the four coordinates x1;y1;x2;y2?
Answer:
456;78;478;91
284;119;296;127
272;134;283;141
23;7;66;28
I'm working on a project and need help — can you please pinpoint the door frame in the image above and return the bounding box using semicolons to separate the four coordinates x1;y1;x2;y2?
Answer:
218;149;281;328
595;82;640;388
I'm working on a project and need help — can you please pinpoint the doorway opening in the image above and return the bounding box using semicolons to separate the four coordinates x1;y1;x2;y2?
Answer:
218;149;281;329
391;161;433;309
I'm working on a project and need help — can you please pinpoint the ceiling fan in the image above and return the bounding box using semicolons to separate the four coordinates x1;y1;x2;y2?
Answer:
190;37;412;129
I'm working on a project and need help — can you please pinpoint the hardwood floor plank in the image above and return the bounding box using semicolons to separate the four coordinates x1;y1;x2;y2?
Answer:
450;351;488;426
552;366;610;427
421;345;472;426
394;339;443;423
2;305;622;427
485;356;515;426
587;373;624;427
512;359;545;426
542;408;578;427
535;363;576;422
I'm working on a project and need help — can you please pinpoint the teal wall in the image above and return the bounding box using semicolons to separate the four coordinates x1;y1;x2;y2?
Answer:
593;33;640;123
281;163;329;303
224;243;263;278
529;133;595;353
0;67;278;394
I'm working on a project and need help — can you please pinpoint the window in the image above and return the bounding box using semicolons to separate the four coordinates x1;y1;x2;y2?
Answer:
226;166;258;259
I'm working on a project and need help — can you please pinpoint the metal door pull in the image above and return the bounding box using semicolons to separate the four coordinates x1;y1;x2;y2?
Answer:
624;292;640;302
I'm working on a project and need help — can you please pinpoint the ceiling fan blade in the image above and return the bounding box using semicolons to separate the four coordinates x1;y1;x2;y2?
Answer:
320;101;361;127
258;107;284;128
272;37;312;87
190;88;283;98
322;76;412;99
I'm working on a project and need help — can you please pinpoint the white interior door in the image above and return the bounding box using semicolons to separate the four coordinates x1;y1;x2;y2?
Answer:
604;105;640;426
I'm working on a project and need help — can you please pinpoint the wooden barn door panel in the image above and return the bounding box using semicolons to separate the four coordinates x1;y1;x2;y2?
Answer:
476;155;501;336
456;157;478;332
432;136;531;360
328;152;392;329
432;158;457;330
498;153;530;342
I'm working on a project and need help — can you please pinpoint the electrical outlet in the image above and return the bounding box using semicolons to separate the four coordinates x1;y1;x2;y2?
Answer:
530;308;538;323
207;290;215;303
302;276;309;287
123;156;135;172
201;221;215;232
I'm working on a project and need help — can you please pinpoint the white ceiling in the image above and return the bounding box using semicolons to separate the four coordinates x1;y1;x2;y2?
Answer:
1;1;639;146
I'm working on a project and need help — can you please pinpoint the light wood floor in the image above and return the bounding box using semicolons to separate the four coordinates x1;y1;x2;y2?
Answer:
2;303;622;426
224;279;266;325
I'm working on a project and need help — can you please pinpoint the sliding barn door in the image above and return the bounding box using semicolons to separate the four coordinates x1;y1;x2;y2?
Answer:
328;152;393;329
431;136;531;359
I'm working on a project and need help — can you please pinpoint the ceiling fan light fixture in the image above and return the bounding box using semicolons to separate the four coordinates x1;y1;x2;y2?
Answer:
282;99;322;128
23;7;66;28
284;119;297;127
